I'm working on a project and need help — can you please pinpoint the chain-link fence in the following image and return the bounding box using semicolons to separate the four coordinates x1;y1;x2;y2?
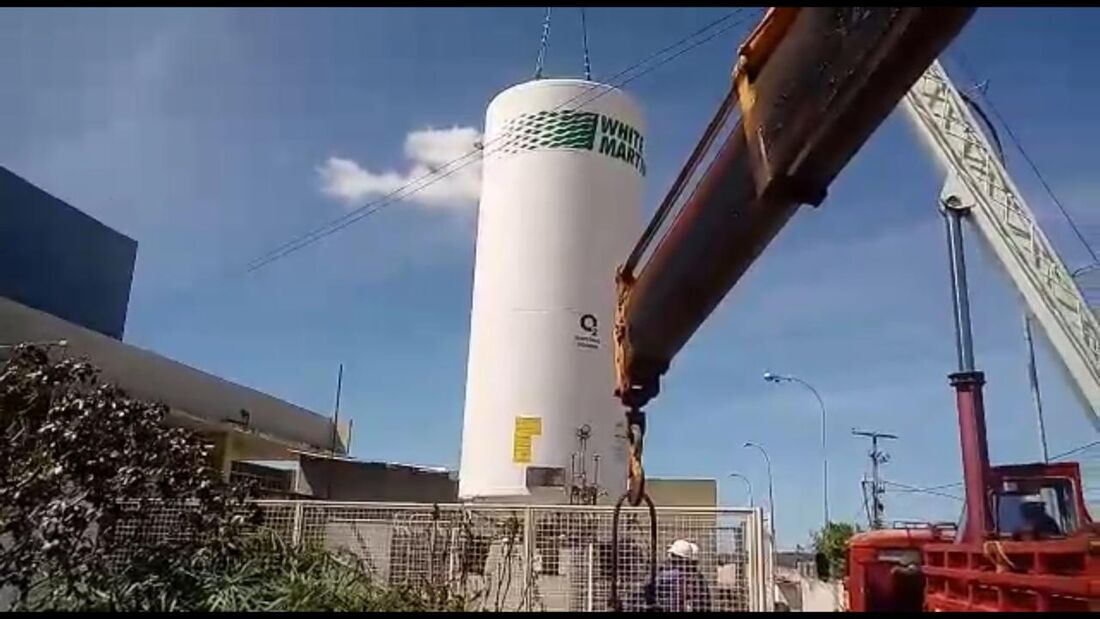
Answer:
142;501;768;612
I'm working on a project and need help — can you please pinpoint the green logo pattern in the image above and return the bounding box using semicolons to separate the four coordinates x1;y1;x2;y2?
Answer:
502;110;598;153
497;108;646;177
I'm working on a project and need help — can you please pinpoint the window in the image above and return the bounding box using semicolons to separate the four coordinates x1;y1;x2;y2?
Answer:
993;479;1077;538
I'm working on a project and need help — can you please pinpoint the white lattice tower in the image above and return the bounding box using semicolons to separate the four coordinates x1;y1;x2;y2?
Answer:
903;60;1100;430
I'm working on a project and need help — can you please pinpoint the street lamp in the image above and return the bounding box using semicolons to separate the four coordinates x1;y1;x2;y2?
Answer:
744;441;778;607
764;371;829;525
728;472;754;507
743;441;776;543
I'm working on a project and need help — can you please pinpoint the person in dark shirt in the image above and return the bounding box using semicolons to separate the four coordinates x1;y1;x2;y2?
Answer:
654;539;712;612
1020;500;1062;538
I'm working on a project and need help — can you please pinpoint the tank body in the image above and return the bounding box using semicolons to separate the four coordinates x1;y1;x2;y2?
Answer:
459;79;646;501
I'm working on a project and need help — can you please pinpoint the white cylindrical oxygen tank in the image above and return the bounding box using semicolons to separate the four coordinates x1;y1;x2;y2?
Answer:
459;79;645;502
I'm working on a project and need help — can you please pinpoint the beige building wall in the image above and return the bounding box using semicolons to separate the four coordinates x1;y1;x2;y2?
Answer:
645;478;718;507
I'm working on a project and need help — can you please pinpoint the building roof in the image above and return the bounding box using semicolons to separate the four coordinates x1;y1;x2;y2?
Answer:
776;551;815;569
295;452;451;475
0;296;346;455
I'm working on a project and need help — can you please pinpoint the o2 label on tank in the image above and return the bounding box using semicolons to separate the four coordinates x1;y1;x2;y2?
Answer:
499;110;646;177
575;313;601;350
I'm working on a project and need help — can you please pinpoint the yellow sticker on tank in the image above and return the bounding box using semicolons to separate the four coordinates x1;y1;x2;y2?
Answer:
512;416;542;464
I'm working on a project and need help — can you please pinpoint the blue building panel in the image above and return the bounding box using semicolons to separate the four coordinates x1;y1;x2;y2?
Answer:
0;166;137;339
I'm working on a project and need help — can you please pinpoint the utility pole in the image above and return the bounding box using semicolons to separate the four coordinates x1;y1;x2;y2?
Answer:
852;429;898;529
326;363;344;500
1022;314;1050;462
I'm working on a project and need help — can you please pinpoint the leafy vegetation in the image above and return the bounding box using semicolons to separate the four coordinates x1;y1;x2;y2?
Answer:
19;531;470;612
0;344;473;611
810;520;861;580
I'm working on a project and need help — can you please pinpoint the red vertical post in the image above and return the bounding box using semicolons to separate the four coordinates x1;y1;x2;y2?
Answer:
943;202;993;542
950;371;993;542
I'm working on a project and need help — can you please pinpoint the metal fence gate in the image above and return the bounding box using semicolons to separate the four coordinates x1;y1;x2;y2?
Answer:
250;501;771;612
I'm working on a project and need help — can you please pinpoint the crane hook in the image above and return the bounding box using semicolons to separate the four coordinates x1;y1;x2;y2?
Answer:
609;490;658;612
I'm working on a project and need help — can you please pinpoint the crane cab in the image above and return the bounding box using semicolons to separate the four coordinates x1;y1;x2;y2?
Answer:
921;462;1097;612
846;462;1098;612
984;462;1093;542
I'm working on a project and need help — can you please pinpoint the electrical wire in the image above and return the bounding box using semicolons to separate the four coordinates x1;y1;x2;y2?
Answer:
948;50;1099;265
245;8;761;274
246;8;754;273
874;480;962;494
1051;439;1100;461
858;481;871;528
881;480;962;502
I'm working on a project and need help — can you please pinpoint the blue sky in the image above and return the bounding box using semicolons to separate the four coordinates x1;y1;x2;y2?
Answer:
3;8;1099;547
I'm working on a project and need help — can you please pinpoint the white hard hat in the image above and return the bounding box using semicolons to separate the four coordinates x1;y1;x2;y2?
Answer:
668;539;697;560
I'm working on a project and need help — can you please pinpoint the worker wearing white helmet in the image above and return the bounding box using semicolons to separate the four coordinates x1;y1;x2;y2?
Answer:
655;539;711;612
667;539;697;561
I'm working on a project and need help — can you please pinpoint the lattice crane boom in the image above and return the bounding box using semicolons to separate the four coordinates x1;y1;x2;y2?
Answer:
902;61;1100;430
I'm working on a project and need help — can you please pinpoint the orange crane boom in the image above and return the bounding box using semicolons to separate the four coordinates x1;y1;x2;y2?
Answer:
609;6;975;519
614;7;975;410
605;9;1099;614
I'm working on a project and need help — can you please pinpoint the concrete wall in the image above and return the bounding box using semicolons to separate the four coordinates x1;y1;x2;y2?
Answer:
0;166;136;339
645;478;718;507
775;567;846;612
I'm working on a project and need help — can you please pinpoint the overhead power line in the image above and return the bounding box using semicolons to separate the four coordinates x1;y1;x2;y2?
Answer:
882;480;963;502
948;50;1099;265
245;8;761;274
246;8;756;272
1051;439;1100;461
909;481;963;492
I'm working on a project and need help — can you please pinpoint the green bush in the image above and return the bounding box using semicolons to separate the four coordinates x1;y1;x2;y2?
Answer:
20;531;469;612
0;345;470;612
810;521;861;580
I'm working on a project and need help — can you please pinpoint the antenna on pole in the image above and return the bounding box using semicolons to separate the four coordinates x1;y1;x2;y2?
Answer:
326;363;344;500
1022;314;1050;463
852;428;898;529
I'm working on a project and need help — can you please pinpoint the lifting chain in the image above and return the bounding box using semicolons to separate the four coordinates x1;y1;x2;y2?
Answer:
610;269;659;611
625;407;647;508
607;407;659;612
613;268;647;508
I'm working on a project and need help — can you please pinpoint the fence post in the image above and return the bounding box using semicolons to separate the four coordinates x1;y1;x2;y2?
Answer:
587;542;595;612
522;506;534;611
750;507;770;612
291;501;304;548
764;511;775;612
744;509;759;611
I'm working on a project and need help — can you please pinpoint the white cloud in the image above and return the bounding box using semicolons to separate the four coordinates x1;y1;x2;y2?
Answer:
318;126;482;211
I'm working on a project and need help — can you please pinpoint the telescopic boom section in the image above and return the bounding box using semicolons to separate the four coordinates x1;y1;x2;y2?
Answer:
615;7;976;408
